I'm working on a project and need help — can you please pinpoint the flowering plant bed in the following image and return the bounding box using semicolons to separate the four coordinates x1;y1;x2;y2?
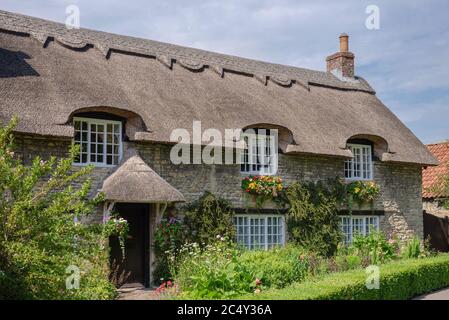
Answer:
241;175;284;207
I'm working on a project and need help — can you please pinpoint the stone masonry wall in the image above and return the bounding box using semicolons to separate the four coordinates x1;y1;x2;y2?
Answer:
16;135;424;242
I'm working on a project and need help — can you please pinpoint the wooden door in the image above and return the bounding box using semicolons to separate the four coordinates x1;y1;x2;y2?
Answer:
110;203;150;287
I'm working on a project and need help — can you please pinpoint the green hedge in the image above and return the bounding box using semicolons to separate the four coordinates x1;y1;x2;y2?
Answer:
237;254;449;300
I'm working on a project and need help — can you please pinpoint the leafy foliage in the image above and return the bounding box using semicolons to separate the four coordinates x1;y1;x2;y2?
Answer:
0;118;117;299
238;245;308;289
182;191;236;246
346;180;380;210
172;241;308;299
153;214;184;284
238;253;449;300
351;231;398;265
173;238;251;299
284;180;344;256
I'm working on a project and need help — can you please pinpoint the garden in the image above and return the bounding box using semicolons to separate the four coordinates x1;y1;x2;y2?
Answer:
151;176;449;300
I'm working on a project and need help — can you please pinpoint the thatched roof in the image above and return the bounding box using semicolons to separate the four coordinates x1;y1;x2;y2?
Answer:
101;149;185;203
0;10;437;165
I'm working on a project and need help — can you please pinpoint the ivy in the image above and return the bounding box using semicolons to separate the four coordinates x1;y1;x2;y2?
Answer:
182;191;236;246
283;179;345;257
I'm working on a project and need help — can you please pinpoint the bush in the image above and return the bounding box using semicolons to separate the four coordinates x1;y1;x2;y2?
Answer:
237;253;449;300
182;192;236;246
401;237;423;259
0;118;118;300
238;245;309;289
173;238;252;299
153;214;184;285
172;241;310;298
351;231;398;264
285;180;343;256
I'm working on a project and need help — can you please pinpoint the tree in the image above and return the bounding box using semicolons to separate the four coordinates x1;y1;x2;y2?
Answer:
0;117;120;299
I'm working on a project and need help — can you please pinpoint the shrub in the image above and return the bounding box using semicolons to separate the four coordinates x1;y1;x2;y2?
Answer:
285;180;343;256
238;245;309;289
238;253;449;300
0;118;118;300
182;192;236;246
173;238;252;299
351;231;398;265
153;214;184;285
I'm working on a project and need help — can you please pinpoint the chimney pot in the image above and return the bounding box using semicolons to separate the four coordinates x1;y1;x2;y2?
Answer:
339;33;349;52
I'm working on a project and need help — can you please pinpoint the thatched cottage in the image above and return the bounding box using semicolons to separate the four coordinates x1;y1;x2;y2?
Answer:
0;10;437;287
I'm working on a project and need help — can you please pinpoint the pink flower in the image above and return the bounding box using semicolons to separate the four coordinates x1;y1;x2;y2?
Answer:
255;278;262;286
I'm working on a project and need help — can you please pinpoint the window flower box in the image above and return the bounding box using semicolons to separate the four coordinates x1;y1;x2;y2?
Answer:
241;175;284;208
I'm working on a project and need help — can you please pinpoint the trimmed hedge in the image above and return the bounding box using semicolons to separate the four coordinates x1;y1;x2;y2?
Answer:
237;254;449;300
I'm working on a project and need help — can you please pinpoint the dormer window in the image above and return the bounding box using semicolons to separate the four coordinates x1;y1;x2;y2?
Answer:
240;129;277;175
344;143;373;180
73;117;122;167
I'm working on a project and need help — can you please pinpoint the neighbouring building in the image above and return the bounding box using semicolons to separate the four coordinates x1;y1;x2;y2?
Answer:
0;10;437;287
423;142;449;215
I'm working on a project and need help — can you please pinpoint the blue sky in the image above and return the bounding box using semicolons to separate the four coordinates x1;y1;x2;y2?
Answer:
2;0;449;144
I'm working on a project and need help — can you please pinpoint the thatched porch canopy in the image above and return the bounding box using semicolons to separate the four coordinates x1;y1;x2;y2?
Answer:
101;150;184;203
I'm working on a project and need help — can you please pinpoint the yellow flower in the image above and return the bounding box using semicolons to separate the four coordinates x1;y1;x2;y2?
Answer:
354;187;360;194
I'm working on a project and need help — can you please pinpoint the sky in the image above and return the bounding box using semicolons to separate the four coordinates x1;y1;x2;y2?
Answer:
2;0;449;144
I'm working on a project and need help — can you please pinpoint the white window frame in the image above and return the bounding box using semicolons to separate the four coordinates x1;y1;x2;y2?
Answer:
340;215;380;245
240;130;277;175
73;117;123;167
233;214;285;250
344;143;373;181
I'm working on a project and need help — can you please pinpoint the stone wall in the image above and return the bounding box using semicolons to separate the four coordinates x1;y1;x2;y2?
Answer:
16;135;424;242
423;199;449;217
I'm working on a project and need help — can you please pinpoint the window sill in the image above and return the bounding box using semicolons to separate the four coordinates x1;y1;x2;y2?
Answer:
72;163;118;168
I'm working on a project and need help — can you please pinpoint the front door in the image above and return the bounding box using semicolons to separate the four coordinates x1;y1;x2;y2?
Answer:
110;203;150;287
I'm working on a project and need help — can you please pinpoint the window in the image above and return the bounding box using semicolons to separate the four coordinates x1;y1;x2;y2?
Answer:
344;144;372;180
234;214;284;250
340;215;379;244
73;117;122;166
240;129;277;175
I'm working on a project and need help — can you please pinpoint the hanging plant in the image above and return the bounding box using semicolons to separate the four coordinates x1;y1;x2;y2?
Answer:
103;215;129;256
346;180;380;212
241;175;284;207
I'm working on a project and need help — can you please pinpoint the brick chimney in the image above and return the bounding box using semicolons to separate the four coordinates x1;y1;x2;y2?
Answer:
326;33;355;79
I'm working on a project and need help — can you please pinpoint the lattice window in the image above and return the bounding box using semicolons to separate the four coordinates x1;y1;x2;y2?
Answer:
340;215;380;245
234;215;284;250
240;129;277;175
73;117;122;167
344;144;373;180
